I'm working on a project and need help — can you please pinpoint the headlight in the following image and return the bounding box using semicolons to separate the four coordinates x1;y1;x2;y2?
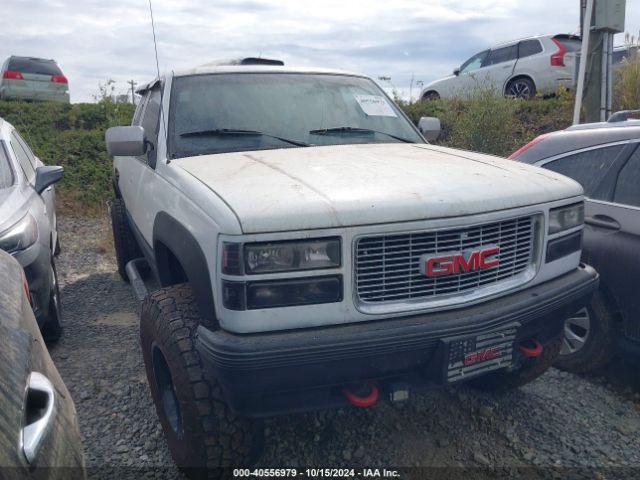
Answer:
243;237;341;274
0;214;38;253
548;203;584;235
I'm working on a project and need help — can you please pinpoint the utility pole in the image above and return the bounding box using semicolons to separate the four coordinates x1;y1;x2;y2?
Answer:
583;1;606;123
575;0;626;124
127;80;137;105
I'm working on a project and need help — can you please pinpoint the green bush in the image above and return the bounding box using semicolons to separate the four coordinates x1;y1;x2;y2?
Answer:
401;88;574;158
0;100;134;208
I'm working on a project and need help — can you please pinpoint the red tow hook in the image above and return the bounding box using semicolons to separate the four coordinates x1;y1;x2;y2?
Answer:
343;383;379;408
518;339;543;358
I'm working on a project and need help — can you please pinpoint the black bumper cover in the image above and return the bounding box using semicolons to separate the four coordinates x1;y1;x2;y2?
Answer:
197;265;598;417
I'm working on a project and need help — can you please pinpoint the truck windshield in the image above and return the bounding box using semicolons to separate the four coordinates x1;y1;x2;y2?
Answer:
168;73;424;159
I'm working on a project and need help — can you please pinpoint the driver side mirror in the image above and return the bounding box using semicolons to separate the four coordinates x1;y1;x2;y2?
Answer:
34;166;63;195
453;68;460;76
105;126;147;157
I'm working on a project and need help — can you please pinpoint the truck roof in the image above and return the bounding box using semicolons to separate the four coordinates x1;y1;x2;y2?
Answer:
136;64;363;94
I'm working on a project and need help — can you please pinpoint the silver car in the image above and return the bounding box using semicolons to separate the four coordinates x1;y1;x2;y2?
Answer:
0;56;70;103
420;34;581;100
0;250;85;478
0;117;63;340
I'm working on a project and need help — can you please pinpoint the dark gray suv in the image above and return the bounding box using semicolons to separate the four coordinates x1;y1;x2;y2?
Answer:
511;111;640;372
0;117;63;340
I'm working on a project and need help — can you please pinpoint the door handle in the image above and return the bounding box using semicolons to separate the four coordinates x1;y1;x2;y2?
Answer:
585;215;621;231
21;372;56;463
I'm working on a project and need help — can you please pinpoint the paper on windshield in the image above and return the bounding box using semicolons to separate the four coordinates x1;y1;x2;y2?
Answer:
354;95;397;117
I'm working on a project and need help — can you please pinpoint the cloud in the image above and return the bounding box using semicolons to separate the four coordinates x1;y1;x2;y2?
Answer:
0;0;638;102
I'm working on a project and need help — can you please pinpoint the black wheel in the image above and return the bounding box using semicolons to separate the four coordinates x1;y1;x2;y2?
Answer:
111;198;142;282
421;91;440;101
469;334;562;391
140;284;262;477
41;258;62;342
506;77;536;99
555;291;615;374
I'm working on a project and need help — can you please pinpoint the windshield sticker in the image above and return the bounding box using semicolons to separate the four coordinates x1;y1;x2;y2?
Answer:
354;95;397;117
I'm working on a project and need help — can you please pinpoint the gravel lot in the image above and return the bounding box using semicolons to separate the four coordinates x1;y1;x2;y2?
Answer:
49;214;640;479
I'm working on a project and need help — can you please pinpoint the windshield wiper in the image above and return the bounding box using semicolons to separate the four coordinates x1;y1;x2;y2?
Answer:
180;128;310;147
309;126;415;143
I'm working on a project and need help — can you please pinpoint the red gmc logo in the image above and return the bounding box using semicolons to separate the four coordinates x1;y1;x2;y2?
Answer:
464;347;503;366
420;245;500;277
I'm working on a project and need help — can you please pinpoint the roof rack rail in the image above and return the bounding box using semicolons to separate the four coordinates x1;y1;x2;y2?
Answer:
608;110;640;123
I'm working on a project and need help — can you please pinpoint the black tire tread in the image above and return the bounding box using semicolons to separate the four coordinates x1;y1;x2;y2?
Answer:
111;198;141;282
41;259;62;342
140;284;257;476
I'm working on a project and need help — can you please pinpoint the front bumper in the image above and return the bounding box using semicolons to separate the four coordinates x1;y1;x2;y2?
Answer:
197;264;598;417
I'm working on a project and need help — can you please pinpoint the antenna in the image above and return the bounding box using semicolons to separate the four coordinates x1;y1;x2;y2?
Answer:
147;0;169;162
148;0;161;79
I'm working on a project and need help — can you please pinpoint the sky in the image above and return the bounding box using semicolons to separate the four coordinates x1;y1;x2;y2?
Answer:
1;0;639;103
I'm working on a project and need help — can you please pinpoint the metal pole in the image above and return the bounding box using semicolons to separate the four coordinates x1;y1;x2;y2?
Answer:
601;32;609;121
573;0;595;125
607;32;614;117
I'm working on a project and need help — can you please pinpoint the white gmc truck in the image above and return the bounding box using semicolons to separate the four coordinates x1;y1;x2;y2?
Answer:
106;59;598;473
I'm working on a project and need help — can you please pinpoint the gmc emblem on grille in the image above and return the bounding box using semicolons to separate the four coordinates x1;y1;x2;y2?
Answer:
420;245;500;277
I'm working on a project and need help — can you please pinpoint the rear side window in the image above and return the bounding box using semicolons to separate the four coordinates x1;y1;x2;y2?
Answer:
484;45;518;66
519;40;543;58
7;57;62;76
614;147;640;207
9;133;36;184
544;145;625;199
0;143;14;189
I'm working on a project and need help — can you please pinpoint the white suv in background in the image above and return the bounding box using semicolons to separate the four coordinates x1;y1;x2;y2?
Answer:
420;34;581;100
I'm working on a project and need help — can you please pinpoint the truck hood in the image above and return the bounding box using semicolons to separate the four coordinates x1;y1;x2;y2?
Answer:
173;143;582;233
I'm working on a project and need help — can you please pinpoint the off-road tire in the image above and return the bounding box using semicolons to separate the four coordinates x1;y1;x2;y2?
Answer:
140;284;261;478
555;291;615;374
111;198;141;282
469;334;563;391
41;258;62;342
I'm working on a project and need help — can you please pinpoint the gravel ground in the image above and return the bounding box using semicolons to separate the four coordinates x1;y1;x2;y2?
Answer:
48;214;640;479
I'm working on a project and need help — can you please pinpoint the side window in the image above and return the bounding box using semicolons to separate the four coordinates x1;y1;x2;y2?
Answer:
0;142;15;189
544;145;625;199
132;92;149;126
140;87;162;166
519;40;543;59
614;147;640;207
484;45;518;67
9;133;36;184
460;50;489;74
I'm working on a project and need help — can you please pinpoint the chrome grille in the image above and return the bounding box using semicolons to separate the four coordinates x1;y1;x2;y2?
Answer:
355;216;536;304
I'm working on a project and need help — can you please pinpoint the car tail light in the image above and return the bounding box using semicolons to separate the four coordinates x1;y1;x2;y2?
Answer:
550;38;567;67
3;70;24;80
51;75;68;84
508;133;550;160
